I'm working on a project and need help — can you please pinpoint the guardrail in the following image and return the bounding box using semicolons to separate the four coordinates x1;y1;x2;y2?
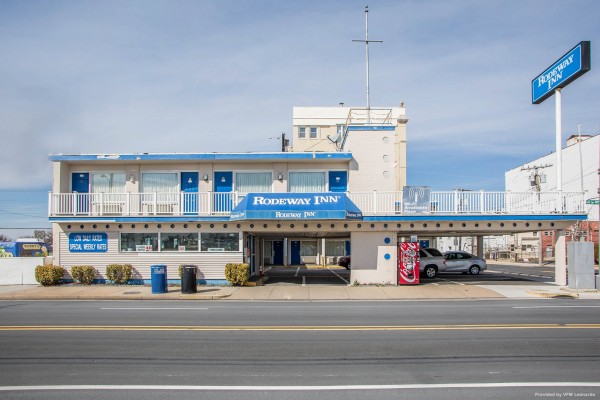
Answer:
48;191;586;217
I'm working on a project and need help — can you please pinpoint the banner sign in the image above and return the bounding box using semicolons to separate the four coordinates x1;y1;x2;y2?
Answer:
398;242;420;285
402;186;431;214
230;193;363;220
68;233;108;253
532;41;591;104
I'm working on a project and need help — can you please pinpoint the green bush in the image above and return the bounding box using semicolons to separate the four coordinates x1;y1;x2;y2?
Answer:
224;263;249;286
106;264;133;284
71;265;96;285
35;265;65;286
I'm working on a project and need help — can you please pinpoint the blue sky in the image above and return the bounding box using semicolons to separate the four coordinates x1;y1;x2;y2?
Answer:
1;0;599;239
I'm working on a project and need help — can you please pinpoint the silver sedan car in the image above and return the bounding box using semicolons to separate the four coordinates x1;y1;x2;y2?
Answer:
442;251;487;275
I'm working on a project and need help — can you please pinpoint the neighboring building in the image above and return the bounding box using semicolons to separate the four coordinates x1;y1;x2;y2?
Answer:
505;134;599;261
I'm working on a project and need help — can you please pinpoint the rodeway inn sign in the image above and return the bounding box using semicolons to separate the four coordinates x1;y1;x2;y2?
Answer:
532;41;591;104
230;193;363;220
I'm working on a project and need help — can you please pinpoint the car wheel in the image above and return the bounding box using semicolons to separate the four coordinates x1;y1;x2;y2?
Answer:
345;263;350;270
423;266;437;279
469;265;480;275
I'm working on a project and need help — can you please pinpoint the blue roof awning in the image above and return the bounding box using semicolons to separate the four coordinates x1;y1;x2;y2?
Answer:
230;193;363;221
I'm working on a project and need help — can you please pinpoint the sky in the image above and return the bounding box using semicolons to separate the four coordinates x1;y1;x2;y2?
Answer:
0;0;599;239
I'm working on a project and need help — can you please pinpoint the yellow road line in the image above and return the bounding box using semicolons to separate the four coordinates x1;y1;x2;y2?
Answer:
0;324;599;331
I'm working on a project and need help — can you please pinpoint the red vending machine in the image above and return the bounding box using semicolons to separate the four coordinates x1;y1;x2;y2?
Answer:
398;242;420;285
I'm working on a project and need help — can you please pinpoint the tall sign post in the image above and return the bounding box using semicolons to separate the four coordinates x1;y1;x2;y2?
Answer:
531;41;591;285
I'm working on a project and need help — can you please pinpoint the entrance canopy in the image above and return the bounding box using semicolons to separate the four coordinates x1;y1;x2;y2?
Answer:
230;193;363;221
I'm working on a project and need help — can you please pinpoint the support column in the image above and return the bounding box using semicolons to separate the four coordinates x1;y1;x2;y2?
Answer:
538;233;544;267
555;230;567;286
476;236;484;258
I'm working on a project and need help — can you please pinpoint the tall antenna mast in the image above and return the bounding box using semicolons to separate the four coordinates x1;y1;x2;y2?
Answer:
353;6;382;124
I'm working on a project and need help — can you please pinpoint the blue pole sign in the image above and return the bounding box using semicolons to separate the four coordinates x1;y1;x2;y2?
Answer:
69;233;108;252
532;41;591;104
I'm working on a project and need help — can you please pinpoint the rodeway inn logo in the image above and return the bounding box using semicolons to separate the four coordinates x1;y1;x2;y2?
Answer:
252;195;341;206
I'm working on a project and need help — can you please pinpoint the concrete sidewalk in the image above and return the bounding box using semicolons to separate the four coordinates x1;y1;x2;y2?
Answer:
0;282;598;300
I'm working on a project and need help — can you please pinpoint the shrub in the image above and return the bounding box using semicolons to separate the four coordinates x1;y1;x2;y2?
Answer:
224;263;250;286
106;264;133;284
71;265;96;285
35;265;65;286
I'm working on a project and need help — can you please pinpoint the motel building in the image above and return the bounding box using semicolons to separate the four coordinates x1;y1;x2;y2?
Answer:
48;105;587;285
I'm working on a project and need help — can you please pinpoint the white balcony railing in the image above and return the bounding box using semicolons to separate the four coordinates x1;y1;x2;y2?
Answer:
48;191;586;218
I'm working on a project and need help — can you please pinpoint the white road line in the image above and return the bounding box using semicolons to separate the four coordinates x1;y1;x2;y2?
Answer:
0;383;599;391
513;306;600;309
328;267;350;285
294;267;301;277
100;308;208;310
437;278;465;286
302;276;306;286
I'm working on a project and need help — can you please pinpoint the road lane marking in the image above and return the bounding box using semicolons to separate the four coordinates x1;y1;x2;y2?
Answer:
0;382;599;391
513;306;600;309
295;267;300;277
327;267;350;285
100;308;208;310
1;324;599;331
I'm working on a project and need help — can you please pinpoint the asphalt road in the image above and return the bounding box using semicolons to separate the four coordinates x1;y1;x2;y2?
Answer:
0;300;599;400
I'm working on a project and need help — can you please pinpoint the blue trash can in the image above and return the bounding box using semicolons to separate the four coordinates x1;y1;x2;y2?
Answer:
150;265;167;294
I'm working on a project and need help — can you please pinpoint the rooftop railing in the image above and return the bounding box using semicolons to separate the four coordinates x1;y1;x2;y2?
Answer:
48;191;586;218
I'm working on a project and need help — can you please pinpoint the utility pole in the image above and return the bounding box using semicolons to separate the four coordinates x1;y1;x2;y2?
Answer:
281;133;289;152
353;6;382;124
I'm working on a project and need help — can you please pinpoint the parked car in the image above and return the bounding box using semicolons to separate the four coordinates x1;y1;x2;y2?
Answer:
338;256;351;269
337;248;446;277
419;247;446;278
443;251;488;275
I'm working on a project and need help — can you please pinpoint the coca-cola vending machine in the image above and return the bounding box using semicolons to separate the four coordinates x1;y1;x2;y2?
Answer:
398;242;420;285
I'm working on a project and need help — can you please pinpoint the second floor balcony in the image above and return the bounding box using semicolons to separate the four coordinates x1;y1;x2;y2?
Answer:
48;191;586;219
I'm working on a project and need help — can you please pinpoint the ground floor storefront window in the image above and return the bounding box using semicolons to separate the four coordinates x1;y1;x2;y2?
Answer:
200;233;240;252
120;232;239;252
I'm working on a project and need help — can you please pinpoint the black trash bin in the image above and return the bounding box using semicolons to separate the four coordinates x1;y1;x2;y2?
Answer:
181;265;197;294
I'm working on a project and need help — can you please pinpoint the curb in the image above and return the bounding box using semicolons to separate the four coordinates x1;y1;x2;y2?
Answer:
526;290;579;299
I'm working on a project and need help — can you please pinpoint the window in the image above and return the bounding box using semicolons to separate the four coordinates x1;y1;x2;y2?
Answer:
310;127;318;139
161;233;198;252
142;173;178;193
326;240;345;257
200;233;240;252
91;172;126;193
301;240;318;256
120;233;159;252
289;172;325;192
298;127;306;139
235;173;272;193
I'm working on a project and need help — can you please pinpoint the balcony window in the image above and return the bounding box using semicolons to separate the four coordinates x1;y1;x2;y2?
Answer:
142;173;178;193
235;173;272;193
289;172;325;192
91;172;126;193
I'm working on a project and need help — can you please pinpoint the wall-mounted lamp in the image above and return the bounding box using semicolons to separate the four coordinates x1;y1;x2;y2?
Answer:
335;176;341;183
129;174;135;183
221;176;226;183
187;177;193;184
203;174;209;182
277;173;283;181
